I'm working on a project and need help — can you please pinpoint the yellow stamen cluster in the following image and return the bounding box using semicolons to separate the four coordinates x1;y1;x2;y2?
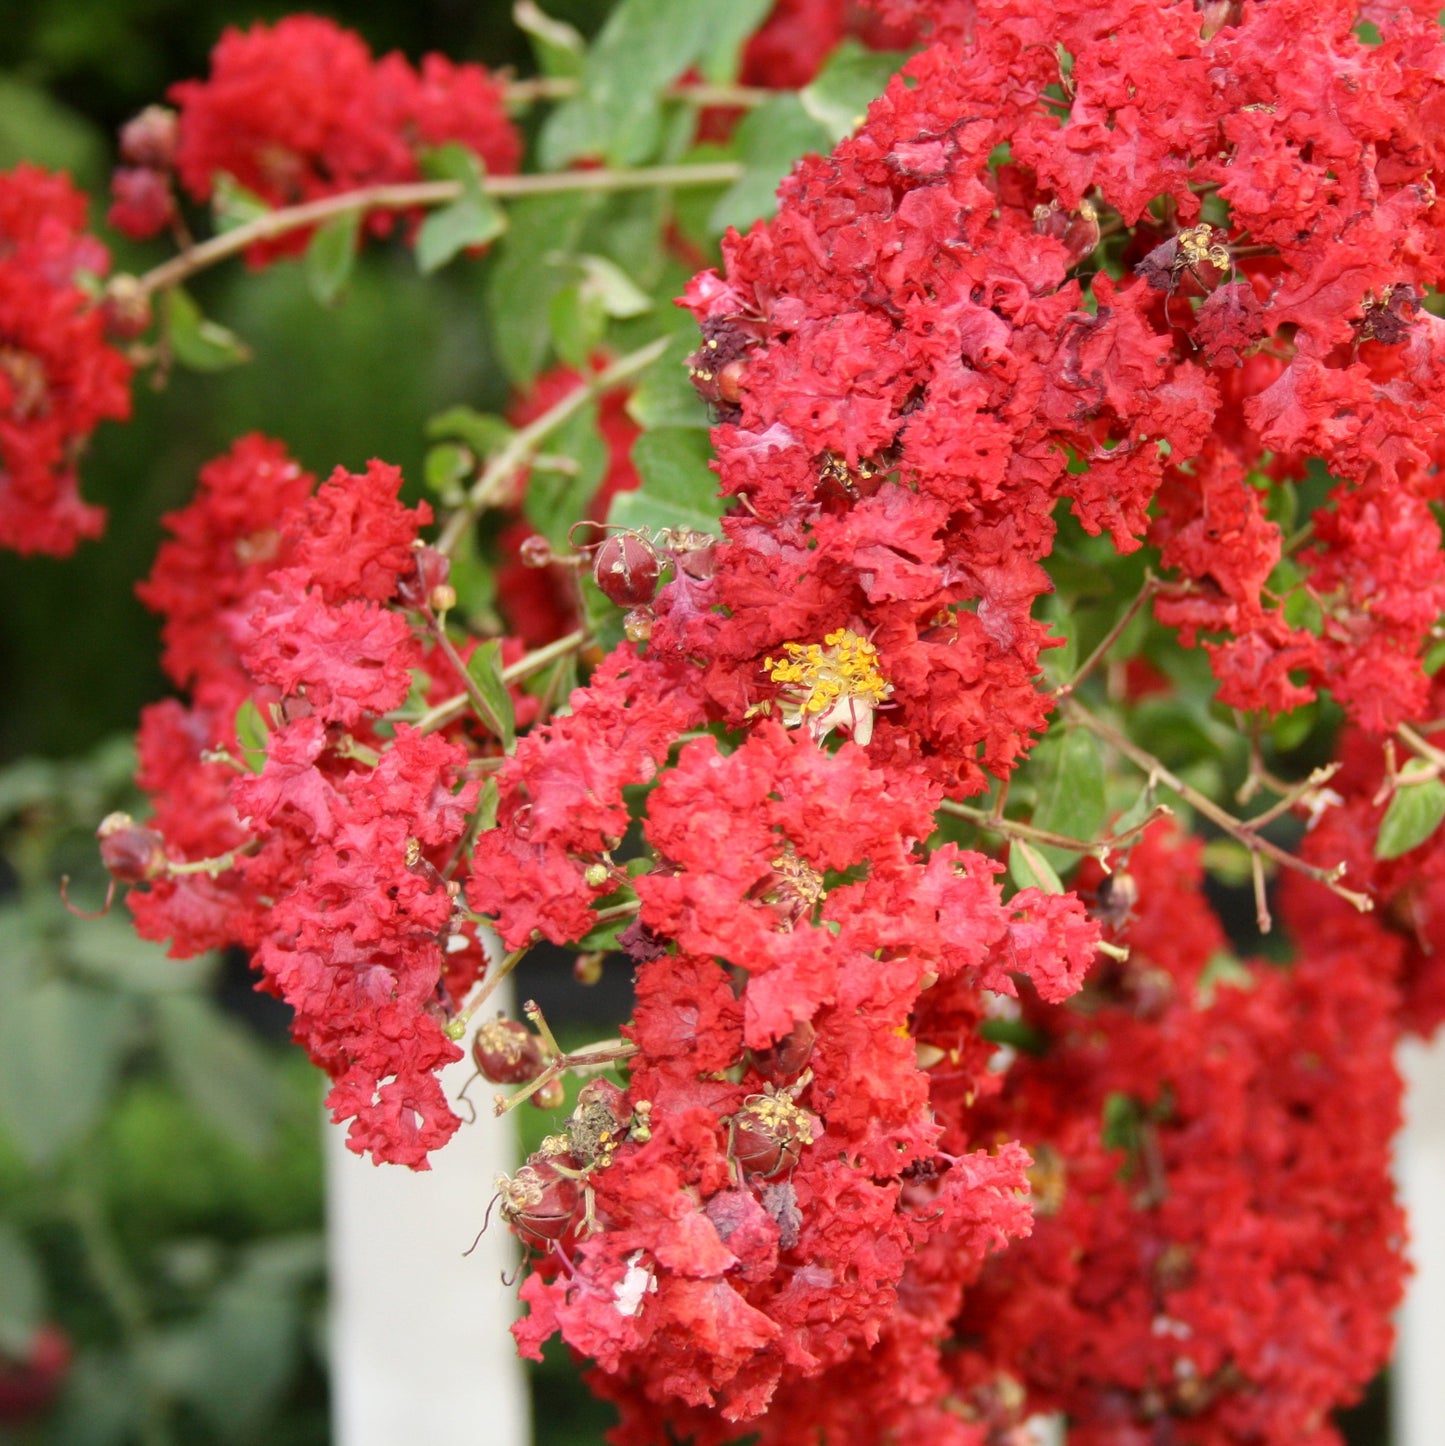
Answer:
762;628;893;745
742;1090;818;1146
1176;223;1231;272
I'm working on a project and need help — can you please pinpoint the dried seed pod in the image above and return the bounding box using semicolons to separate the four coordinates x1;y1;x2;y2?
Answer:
750;1019;816;1084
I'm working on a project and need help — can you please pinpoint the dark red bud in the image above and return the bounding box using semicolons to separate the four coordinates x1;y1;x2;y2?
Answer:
497;1158;581;1246
732;1096;820;1178
0;1325;71;1423
100;274;153;341
593;533;660;607
750;1019;816;1084
397;545;451;609
97;812;167;883
118;106;179;170
472;1016;547;1084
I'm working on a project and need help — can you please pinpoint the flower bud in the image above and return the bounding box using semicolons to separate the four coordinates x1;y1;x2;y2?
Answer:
397;545;451;609
118;106;179;169
732;1092;820;1177
96;812;167;883
623;607;654;644
574;951;604;986
593;533;660;607
750;1019;816;1084
496;1157;581;1245
100;274;153;341
472;1016;547;1084
518;534;552;568
530;1076;567;1111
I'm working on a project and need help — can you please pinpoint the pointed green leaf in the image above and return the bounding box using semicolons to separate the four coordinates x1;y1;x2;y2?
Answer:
1030;726;1107;870
166;288;252;372
710;95;832;232
154;993;281;1156
800;42;909;142
466;639;517;752
234;697;270;773
697;0;775;81
1376;766;1445;860
427;405;515;457
611;427;722;537
0;980;133;1168
0;1221;45;1357
304;208;361;306
415;144;506;274
548;280;608;367
1009;840;1064;895
625;335;709;430
514;0;586;79
212;174;271;232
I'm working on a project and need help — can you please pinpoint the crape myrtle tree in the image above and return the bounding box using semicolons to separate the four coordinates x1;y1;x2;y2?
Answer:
4;0;1445;1440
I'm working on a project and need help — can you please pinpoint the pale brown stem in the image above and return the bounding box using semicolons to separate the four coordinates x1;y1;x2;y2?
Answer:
1053;572;1160;698
1061;697;1373;926
134;165;743;297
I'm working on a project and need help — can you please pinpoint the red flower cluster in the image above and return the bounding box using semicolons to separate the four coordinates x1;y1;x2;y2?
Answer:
127;438;499;1166
0;165;132;556
110;14;521;258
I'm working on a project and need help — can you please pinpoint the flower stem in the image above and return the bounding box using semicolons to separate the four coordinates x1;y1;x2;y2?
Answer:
435;336;670;556
134;164;743;298
1061;696;1373;924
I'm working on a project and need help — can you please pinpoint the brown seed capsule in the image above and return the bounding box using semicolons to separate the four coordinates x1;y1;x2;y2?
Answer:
593;532;660;607
471;1016;547;1084
96;812;167;883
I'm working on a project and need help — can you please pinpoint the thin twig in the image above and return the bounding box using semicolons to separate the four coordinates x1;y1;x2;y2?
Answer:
1061;697;1373;927
436;336;670;555
1053;572;1160;698
134;164;743;297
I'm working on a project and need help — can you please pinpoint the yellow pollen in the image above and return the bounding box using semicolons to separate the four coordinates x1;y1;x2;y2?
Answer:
762;628;892;744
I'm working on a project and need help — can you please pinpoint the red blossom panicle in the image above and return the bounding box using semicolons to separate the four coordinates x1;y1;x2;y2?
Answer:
136;15;519;257
125;442;498;1165
504;723;1098;1427
137;434;315;714
0;165;132;555
467;645;707;949
949;821;1407;1444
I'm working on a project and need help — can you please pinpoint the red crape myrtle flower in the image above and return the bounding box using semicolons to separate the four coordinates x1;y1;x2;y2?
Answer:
114;14;521;260
0;165;132;555
127;438;504;1165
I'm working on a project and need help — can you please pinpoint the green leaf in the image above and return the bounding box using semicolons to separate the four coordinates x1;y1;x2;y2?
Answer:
165;288;252;372
303;208;361;306
697;0;776;82
234;697;269;773
525;400;608;549
0;1220;45;1357
625;335;709;430
612;427;722;537
539;0;715;168
977;1017;1048;1055
566;252;654;319
514;0;586;79
548;280;609;367
153;993;280;1156
1101;1091;1143;1154
1030;726;1107;870
64;915;214;995
474;776;500;834
1376;765;1445;860
1009;840;1064;895
427;405;515;456
423;441;473;503
212;174;272;232
710;95;833;232
466;639;517;752
415;144;506;274
486;193;594;385
0;979;134;1168
800;42;909;142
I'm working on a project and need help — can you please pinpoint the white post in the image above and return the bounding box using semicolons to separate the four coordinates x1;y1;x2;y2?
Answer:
1394;1034;1445;1446
325;1010;529;1446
